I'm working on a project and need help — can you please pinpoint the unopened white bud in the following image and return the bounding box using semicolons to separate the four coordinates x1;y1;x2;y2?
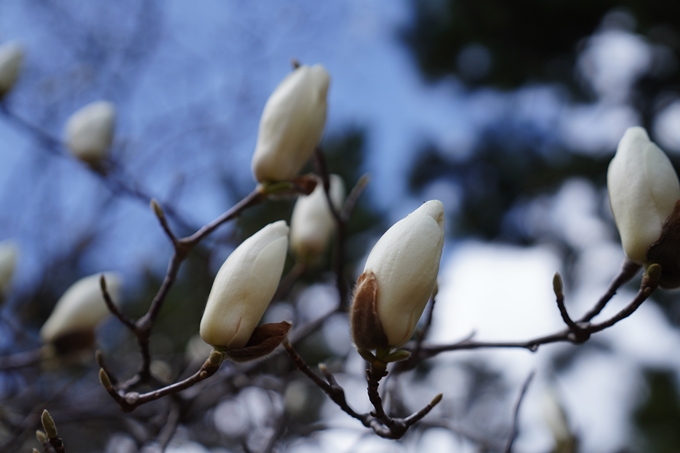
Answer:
290;174;345;259
607;127;680;263
200;221;289;349
0;41;23;98
251;65;330;183
64;101;116;163
351;201;445;349
40;273;121;344
0;240;18;296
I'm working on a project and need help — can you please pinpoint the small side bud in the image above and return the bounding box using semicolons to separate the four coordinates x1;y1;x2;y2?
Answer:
431;393;443;406
33;449;41;453
383;349;411;363
99;368;112;391
150;198;165;221
208;349;224;367
41;409;58;439
644;263;663;289
35;430;47;444
553;272;563;297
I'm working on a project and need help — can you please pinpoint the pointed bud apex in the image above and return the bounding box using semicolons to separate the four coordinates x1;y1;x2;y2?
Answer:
553;273;563;297
41;410;58;439
150;199;165;221
99;368;112;391
36;430;47;444
291;58;301;69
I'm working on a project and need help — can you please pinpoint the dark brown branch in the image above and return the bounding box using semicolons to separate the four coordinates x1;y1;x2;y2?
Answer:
99;275;136;331
101;351;224;412
283;340;442;439
183;188;263;247
503;372;535;453
414;265;661;361
578;258;641;322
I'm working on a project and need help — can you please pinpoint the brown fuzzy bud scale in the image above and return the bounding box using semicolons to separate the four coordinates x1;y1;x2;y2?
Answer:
349;271;388;351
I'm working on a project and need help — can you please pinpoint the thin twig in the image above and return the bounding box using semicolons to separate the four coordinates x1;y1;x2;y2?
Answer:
503;372;535;453
579;258;641;322
100;275;136;331
414;266;660;361
0;347;44;371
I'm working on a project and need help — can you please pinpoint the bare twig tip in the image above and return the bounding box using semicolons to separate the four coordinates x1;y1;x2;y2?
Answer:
552;272;563;296
150;198;165;220
431;393;443;406
99;368;113;391
35;430;47;444
41;409;58;439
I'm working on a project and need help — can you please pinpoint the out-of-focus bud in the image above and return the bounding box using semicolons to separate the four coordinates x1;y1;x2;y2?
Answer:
290;174;345;260
0;41;23;99
351;200;445;350
200;221;289;349
608;127;680;264
64;101;116;164
0;240;18;297
40;273;121;347
251;65;330;183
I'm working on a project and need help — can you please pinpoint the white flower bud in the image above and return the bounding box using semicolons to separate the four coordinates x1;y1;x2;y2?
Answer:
200;221;289;349
40;273;121;344
351;200;445;349
64;101;116;163
0;41;23;98
290;174;345;259
251;65;330;183
0;240;18;296
607;127;680;263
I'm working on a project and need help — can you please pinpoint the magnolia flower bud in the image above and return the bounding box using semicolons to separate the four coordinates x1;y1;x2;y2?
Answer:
0;41;23;99
351;200;445;350
40;273;121;345
607;127;680;263
251;65;330;183
290;174;345;260
200;221;289;349
0;240;18;296
64;101;116;163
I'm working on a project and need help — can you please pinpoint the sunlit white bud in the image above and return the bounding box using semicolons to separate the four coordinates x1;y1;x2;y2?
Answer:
251;65;330;183
0;41;23;98
40;273;121;344
290;174;345;259
200;221;289;349
0;240;18;296
607;127;680;263
351;201;445;349
64;101;116;163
